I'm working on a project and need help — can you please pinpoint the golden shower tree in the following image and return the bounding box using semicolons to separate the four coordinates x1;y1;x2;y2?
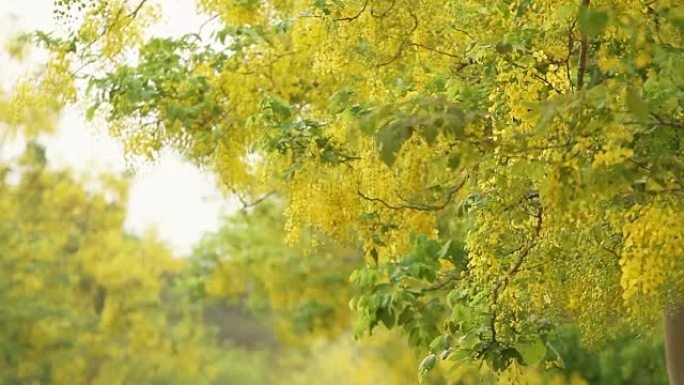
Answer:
25;0;684;380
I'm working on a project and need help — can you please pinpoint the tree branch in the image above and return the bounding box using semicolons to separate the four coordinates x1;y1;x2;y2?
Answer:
127;0;149;18
232;190;277;211
413;273;462;294
490;205;544;342
335;0;369;21
566;19;577;91
376;10;419;67
357;177;468;211
576;0;591;89
371;0;396;18
505;60;562;94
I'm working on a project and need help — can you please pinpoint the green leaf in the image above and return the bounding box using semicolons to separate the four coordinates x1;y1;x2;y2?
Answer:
578;8;608;37
376;121;413;166
397;307;413;325
516;340;547;366
436;239;466;267
328;90;353;113
515;0;532;17
447;154;461;169
359;105;391;134
216;28;229;44
441;107;467;138
420;124;438;145
429;334;452;351
626;88;649;120
437;240;453;260
492;347;522;371
418;353;437;381
263;94;291;120
495;41;512;55
377;306;395;329
85;102;100;121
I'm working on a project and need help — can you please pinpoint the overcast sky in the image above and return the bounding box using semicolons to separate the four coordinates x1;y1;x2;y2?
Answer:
1;0;234;256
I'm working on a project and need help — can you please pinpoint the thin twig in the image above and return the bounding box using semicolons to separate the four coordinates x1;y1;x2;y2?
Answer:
490;206;544;342
199;14;219;36
357;177;468;211
335;0;369;21
506;60;562;94
576;0;591;89
566;19;577;91
415;273;462;293
127;0;149;18
371;0;396;18
376;9;419;67
234;190;277;210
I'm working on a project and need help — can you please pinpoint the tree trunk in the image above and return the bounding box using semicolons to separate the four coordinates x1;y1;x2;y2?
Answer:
665;310;684;384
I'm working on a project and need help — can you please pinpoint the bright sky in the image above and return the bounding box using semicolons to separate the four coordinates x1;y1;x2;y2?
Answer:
1;0;235;256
